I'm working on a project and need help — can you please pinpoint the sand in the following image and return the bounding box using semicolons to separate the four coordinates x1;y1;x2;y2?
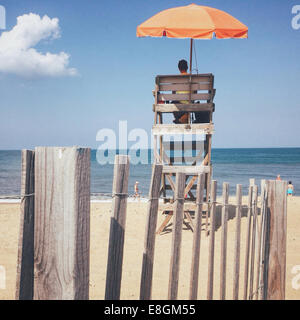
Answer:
0;196;299;300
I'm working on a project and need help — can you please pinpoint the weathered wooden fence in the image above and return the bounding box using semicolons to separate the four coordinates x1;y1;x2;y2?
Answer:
16;147;90;300
16;149;287;300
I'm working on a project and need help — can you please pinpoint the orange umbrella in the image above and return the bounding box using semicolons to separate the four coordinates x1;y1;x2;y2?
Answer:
137;3;248;73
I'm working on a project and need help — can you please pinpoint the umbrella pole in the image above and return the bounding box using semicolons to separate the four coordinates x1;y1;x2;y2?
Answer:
189;38;193;74
188;38;193;124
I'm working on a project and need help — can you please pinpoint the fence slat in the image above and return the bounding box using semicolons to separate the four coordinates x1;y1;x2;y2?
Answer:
105;155;130;300
140;164;163;300
264;180;287;300
189;173;205;300
168;172;185;300
249;185;258;299
16;150;35;300
243;185;253;300
233;184;242;300
257;180;267;300
34;147;90;300
220;182;229;300
207;180;217;300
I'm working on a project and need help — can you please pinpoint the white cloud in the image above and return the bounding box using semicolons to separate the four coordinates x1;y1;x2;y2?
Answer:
0;13;77;78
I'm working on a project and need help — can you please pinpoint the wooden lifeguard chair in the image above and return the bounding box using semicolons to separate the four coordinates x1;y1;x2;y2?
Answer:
152;73;216;234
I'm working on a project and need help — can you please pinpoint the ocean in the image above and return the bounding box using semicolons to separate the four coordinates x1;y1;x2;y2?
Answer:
0;148;299;199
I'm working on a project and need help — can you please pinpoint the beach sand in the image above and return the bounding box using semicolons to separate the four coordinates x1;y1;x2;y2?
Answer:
0;196;299;300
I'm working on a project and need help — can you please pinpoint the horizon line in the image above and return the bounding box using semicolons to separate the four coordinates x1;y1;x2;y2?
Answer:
0;146;300;151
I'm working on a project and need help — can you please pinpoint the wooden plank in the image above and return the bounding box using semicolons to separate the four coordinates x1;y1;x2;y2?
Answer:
152;123;214;136
162;166;210;175
249;185;258;300
189;174;205;300
154;103;214;113
157;74;213;84
243;185;253;300
156;213;173;235
158;93;212;102
220;182;229;300
207;180;217;300
105;155;130;300
233;184;242;300
264;180;287;300
169;156;203;164
168;173;186;300
184;211;195;231
159;83;211;91
16;150;35;300
257;180;267;300
184;175;198;197
164;184;197;191
140;164;163;300
154;84;159;105
201;153;209;166
163;140;204;151
205;134;213;228
161;143;166;199
159;202;208;212
34;147;90;300
165;173;176;192
158;112;163;164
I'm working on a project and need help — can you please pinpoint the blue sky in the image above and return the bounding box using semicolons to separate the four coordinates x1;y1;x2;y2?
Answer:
0;0;299;149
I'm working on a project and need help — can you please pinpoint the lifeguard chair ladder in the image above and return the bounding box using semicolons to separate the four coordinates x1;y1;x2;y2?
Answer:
152;73;216;234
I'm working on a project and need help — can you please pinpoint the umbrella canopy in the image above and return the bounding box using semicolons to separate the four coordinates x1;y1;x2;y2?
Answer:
137;3;248;72
137;3;248;39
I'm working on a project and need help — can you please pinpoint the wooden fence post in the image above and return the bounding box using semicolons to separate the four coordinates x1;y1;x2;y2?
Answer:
189;173;205;300
168;172;185;300
257;180;268;300
263;180;287;300
220;182;229;300
16;150;35;300
140;163;163;300
105;155;130;300
249;185;258;299
34;147;90;300
207;180;217;300
249;178;255;187
243;185;253;300
233;184;242;300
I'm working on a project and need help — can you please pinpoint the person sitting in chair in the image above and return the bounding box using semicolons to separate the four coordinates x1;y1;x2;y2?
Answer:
173;59;189;124
173;59;210;124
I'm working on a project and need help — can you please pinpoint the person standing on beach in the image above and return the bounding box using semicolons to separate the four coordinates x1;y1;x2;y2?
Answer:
134;181;140;200
287;181;294;197
276;174;282;181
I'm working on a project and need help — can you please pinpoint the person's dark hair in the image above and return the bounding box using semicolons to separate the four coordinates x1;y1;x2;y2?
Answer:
289;181;292;184
178;59;188;72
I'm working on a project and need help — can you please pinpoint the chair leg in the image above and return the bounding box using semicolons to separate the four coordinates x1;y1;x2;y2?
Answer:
184;211;194;231
156;212;173;235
